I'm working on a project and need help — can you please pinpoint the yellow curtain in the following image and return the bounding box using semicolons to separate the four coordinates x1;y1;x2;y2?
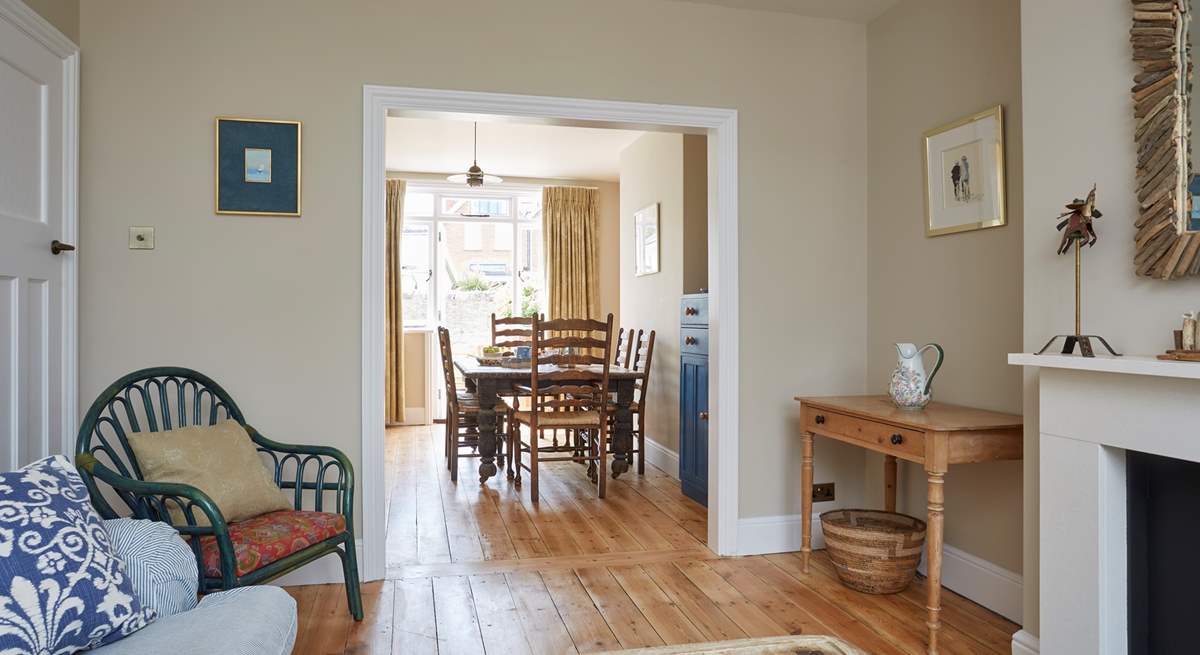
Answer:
385;179;406;425
543;186;599;319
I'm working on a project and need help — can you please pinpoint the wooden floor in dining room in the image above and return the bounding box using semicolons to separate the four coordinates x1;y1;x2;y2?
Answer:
285;425;1017;654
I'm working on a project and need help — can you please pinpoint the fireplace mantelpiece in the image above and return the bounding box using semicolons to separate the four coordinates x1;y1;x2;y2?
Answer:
1010;353;1200;655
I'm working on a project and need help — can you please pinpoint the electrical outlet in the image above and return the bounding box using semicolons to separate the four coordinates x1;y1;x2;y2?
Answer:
128;226;155;250
812;482;835;502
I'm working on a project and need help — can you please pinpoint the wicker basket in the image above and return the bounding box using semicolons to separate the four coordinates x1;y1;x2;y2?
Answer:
819;509;927;594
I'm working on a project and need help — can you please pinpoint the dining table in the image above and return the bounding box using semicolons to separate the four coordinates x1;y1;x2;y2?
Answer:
453;355;644;484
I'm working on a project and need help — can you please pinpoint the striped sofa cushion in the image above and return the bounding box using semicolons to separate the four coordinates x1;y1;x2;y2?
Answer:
104;518;199;618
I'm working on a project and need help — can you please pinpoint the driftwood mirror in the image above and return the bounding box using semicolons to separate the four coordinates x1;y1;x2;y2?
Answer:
1132;0;1198;278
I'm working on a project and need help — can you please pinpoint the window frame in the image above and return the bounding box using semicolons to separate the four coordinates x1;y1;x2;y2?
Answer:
400;182;543;330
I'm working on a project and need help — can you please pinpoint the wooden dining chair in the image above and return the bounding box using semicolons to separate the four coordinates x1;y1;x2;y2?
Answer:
614;327;636;369
491;313;539;350
603;329;656;475
509;314;614;501
438;326;511;482
628;329;656;474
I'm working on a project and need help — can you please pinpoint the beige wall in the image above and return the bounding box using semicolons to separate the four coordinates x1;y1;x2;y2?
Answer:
402;332;425;411
23;0;78;43
619;133;692;455
77;0;868;531
865;0;1024;575
389;172;621;420
1019;0;1200;636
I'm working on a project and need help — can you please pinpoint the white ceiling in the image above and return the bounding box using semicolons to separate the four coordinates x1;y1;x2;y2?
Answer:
671;0;900;23
386;118;645;183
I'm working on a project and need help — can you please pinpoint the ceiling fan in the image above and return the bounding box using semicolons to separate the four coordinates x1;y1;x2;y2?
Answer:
446;122;502;187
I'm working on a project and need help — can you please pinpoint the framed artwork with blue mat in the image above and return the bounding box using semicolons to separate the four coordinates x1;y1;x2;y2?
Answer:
215;117;302;216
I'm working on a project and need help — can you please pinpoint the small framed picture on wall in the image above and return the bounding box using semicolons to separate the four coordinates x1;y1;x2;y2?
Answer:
215;117;302;216
923;105;1006;237
634;202;660;276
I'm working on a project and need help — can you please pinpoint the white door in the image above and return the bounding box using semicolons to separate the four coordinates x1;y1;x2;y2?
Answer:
0;3;78;469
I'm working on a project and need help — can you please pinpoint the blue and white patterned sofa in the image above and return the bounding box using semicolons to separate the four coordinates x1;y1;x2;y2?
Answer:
94;518;298;655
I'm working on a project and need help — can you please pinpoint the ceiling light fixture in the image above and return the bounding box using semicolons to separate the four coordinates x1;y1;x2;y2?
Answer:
446;122;502;187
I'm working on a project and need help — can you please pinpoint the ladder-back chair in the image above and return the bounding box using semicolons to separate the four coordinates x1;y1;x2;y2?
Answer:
627;330;656;474
509;314;614;501
439;326;511;482
614;327;636;369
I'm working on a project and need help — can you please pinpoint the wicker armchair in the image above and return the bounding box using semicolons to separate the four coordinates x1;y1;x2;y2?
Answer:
74;366;362;620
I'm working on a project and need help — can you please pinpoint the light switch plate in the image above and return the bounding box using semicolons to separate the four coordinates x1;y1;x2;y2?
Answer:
128;226;155;250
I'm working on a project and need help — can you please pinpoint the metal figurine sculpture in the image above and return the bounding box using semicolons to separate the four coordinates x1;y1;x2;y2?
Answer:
1034;185;1121;358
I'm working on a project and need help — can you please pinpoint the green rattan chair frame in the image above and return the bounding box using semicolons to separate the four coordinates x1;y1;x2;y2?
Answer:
74;366;362;620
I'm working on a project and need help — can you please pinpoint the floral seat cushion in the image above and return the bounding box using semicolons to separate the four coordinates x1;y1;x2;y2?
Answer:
199;510;345;578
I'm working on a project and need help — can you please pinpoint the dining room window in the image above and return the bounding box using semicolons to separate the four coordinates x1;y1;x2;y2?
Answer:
401;184;544;343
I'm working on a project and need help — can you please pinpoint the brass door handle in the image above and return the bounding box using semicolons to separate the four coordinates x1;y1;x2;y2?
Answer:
50;240;76;255
699;411;709;421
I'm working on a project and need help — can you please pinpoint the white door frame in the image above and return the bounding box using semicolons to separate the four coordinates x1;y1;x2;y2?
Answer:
361;84;739;581
0;0;80;457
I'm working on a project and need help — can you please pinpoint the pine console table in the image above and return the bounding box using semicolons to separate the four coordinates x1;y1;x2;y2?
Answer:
794;395;1023;655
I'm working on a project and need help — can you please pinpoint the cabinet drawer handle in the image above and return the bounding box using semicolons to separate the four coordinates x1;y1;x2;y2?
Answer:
699;411;709;421
814;415;826;425
685;307;698;316
685;336;698;345
890;433;904;445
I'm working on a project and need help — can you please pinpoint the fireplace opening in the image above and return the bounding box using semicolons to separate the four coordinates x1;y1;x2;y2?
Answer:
1127;450;1200;655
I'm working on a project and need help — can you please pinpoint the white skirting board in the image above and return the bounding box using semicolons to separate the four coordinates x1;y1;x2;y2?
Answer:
737;515;1022;623
643;438;680;479
1011;629;1039;655
270;539;364;587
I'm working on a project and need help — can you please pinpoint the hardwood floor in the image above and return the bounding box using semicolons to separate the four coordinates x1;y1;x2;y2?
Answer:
284;425;1018;654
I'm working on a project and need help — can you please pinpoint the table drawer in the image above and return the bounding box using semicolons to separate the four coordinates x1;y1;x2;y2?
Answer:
804;409;925;461
681;327;708;355
681;295;709;326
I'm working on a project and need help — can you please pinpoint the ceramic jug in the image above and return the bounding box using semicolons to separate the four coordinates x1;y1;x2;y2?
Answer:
888;342;944;409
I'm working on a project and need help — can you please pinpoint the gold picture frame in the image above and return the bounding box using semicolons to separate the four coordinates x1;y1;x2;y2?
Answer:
922;105;1006;237
214;117;302;217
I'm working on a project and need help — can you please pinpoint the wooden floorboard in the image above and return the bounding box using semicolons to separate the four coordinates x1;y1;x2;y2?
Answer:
288;425;1019;655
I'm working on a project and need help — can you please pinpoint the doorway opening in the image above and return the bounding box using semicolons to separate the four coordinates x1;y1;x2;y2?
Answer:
362;86;740;581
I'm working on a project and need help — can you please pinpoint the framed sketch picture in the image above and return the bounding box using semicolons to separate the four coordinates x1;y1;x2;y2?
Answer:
923;105;1006;237
634;203;660;276
215;117;302;216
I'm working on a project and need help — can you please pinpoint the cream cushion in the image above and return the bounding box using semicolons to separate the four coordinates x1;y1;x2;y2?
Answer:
127;420;292;525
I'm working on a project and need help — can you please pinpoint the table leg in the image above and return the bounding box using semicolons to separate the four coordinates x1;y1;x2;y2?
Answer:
884;455;897;513
925;470;945;655
800;430;814;573
611;379;634;478
476;378;499;484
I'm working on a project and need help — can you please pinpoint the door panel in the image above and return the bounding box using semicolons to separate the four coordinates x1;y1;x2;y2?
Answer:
680;352;709;506
0;10;71;467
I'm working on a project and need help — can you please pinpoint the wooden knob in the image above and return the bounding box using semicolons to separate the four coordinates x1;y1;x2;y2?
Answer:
685;336;697;345
814;415;825;425
890;434;904;445
685;307;697;315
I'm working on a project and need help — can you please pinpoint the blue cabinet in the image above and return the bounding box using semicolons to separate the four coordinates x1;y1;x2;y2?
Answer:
679;294;709;506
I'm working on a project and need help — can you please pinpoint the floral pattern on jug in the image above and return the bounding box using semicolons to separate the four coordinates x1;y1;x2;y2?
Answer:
888;342;944;410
